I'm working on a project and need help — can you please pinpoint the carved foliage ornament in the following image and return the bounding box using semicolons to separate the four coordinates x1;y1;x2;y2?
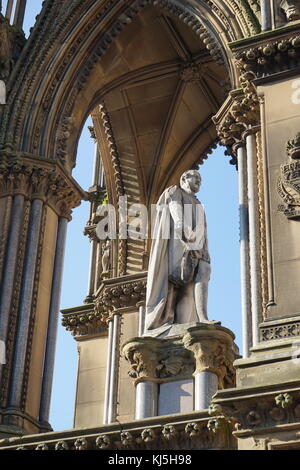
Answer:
0;154;84;218
94;279;147;321
278;133;300;219
233;35;300;80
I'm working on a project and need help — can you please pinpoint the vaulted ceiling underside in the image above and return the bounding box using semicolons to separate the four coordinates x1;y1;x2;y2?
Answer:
91;6;229;205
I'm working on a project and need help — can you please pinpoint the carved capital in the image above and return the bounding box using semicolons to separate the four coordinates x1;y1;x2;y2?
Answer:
183;325;238;388
94;274;147;322
123;336;194;384
0;152;86;219
213;87;260;156
123;324;238;387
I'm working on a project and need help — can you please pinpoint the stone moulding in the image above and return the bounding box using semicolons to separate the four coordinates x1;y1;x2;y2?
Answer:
61;304;108;339
260;319;300;341
62;274;147;338
213;381;300;448
231;25;300;80
94;273;147;322
0;410;236;450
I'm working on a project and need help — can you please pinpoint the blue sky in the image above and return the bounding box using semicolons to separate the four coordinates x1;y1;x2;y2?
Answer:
4;1;242;431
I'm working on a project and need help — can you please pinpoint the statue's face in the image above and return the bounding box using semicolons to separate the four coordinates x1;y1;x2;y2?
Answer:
181;171;201;194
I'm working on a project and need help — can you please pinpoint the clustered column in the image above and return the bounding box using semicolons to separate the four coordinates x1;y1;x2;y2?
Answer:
0;156;83;435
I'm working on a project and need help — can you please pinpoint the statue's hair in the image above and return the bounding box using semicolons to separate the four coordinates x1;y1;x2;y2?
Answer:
180;169;201;187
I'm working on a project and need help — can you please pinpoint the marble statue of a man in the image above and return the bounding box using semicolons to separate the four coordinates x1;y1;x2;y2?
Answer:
144;170;211;336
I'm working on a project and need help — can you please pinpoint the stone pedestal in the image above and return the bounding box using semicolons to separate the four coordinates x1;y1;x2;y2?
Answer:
123;323;238;419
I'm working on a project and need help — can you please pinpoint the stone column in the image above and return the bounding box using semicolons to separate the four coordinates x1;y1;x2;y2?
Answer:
123;337;163;419
13;0;27;28
124;325;237;417
261;0;272;31
8;198;44;409
0;155;83;436
39;217;68;427
0;195;24;384
246;131;260;347
135;382;158;419
183;325;237;410
107;313;121;424
5;0;14;20
85;236;98;303
194;372;218;410
103;319;113;424
236;144;251;357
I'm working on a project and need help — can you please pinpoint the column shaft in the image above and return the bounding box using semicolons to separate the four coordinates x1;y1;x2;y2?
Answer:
237;146;252;357
103;320;113;424
135;382;158;419
0;195;24;382
261;0;272;31
107;314;120;424
246;133;260;347
8;199;44;408
194;371;218;410
13;0;27;28
5;0;14;20
39;217;68;424
86;239;97;301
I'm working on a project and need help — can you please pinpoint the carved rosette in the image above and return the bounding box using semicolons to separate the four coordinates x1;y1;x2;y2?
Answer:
277;133;300;219
183;325;238;388
0;153;85;218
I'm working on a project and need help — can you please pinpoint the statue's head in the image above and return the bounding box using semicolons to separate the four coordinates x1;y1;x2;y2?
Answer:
180;170;202;195
280;0;300;21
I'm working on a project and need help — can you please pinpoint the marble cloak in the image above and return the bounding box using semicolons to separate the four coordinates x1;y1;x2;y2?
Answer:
144;185;209;335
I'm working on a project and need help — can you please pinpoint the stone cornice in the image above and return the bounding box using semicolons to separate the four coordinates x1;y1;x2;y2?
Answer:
61;304;108;339
94;272;147;323
213;87;260;153
213;381;300;437
0;409;235;450
231;27;300;80
0;151;87;219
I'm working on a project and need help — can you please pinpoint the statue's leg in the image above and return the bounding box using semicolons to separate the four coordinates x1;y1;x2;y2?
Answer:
194;260;211;322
